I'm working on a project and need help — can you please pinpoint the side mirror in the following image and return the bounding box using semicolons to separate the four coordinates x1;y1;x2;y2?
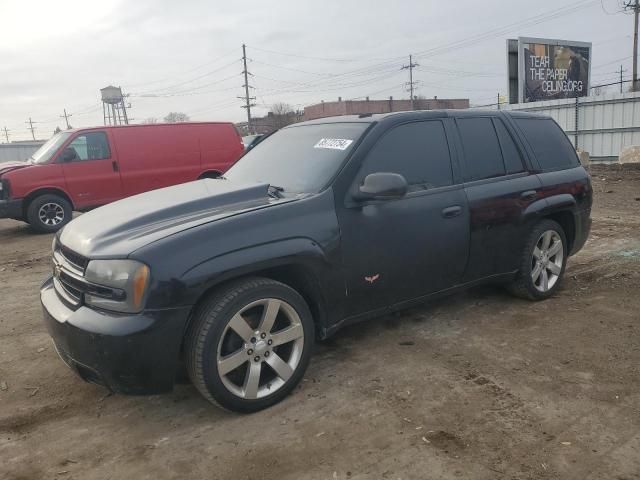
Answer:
354;172;408;201
60;147;77;162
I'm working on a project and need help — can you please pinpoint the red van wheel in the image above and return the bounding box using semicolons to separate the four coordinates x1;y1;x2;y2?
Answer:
26;194;72;233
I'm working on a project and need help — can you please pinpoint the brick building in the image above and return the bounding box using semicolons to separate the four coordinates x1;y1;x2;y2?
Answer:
304;96;470;121
236;111;304;135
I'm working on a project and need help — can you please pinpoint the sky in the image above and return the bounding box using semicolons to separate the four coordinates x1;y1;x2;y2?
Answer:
0;0;635;140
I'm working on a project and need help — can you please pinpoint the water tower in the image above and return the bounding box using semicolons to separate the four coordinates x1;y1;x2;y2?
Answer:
100;85;129;125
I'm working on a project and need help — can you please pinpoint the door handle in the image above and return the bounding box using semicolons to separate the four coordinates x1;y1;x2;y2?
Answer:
442;205;462;219
112;161;119;172
520;190;537;200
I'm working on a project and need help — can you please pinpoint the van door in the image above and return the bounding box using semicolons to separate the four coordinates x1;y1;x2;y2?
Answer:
453;116;542;281
60;131;123;208
337;120;469;315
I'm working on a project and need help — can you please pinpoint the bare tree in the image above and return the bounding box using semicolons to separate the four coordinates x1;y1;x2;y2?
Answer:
271;102;293;116
163;112;190;123
142;117;158;124
270;102;296;130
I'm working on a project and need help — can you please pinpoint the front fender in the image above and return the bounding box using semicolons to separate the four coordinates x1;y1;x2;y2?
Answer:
179;237;334;305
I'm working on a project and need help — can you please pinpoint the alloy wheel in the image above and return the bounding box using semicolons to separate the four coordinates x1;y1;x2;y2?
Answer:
216;298;305;399
531;230;564;292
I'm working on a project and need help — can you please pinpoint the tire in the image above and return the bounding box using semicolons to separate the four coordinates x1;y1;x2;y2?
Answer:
185;277;315;413
26;194;72;233
508;219;568;301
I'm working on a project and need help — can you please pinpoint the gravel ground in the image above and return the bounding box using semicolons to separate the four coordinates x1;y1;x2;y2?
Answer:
1;165;639;480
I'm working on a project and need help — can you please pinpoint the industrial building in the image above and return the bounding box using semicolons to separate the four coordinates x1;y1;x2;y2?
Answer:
303;96;470;121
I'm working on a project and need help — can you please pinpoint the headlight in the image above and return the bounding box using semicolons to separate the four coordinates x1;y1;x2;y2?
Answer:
84;259;150;313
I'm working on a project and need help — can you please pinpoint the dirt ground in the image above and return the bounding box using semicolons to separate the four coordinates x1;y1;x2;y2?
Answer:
1;165;639;480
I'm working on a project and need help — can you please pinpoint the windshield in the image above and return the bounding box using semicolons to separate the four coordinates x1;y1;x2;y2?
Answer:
31;132;71;164
226;123;369;193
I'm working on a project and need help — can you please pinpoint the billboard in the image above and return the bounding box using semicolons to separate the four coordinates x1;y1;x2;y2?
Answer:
507;37;591;104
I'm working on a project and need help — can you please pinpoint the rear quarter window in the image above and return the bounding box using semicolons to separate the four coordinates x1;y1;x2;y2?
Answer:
514;118;579;171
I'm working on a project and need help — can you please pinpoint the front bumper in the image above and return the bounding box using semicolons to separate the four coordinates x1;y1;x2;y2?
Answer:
0;198;23;219
41;277;192;395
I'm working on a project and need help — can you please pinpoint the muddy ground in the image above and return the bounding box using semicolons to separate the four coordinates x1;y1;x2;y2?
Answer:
1;165;639;480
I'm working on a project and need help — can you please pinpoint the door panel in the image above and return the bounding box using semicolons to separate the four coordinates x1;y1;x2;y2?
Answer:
339;188;469;315
60;131;123;208
462;174;542;280
452;115;542;280
336;120;469;316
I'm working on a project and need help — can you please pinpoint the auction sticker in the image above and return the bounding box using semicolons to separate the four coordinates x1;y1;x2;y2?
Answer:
314;138;353;150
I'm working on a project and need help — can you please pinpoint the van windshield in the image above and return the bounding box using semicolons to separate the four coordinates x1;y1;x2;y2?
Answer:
30;132;71;164
225;123;369;193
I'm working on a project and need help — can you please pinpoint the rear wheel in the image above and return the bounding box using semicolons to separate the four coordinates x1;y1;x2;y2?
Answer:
26;194;72;233
185;277;314;412
508;219;567;300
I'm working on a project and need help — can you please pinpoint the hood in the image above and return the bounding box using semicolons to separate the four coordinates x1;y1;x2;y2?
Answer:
59;179;292;258
0;161;31;176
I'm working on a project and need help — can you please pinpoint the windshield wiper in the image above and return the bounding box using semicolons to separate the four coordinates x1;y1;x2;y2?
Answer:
267;184;285;198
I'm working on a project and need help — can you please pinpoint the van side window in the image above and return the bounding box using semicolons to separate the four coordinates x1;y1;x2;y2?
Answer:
67;132;111;161
493;119;525;174
514;118;579;170
360;121;453;189
457;118;505;181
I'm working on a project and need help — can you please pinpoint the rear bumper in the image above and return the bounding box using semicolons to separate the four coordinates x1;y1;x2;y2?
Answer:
570;208;592;256
0;198;23;219
41;277;191;395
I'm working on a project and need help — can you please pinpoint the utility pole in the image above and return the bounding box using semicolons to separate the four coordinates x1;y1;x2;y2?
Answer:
60;108;72;129
625;0;640;91
25;118;36;140
239;44;256;134
497;92;501;110
2;126;9;143
620;65;626;93
401;55;419;110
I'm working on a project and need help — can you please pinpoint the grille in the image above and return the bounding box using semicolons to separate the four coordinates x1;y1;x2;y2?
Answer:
59;245;88;271
52;244;88;308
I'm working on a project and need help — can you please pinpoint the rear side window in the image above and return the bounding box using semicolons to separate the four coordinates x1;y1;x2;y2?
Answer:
360;121;453;189
514;118;578;170
457;118;505;181
493;119;525;174
67;132;111;161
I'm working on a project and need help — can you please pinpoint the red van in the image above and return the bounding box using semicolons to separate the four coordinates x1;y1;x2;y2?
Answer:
0;122;244;232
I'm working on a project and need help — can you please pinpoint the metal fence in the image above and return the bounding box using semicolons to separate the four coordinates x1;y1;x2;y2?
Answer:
492;91;640;162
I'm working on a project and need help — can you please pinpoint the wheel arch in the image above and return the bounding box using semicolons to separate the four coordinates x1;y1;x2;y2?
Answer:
522;194;577;253
22;187;74;217
178;242;333;348
198;170;222;179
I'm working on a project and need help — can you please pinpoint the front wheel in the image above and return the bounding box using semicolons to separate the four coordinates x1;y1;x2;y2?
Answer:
508;219;567;300
185;277;314;412
26;194;72;233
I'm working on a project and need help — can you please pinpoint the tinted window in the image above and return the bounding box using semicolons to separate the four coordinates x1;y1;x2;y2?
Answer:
457;118;505;181
493;119;525;174
514;118;578;170
360;121;453;189
226;123;369;193
67;132;111;161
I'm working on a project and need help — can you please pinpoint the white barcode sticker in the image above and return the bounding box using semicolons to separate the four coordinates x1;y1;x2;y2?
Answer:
313;138;353;150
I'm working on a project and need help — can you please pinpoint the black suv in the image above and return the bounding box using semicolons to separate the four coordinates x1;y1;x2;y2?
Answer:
41;110;592;412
